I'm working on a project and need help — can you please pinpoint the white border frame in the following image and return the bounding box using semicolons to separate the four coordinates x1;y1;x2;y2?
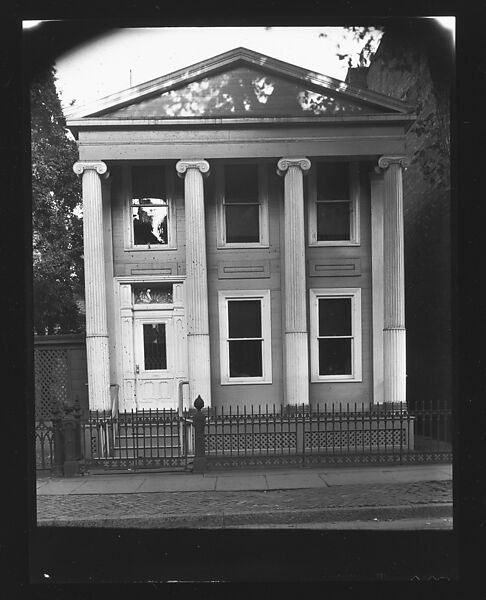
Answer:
309;287;362;382
308;161;360;247
218;289;272;385
123;163;177;251
216;161;269;249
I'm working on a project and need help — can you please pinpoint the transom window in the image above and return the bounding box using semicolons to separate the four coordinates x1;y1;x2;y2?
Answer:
219;290;272;384
130;165;174;248
310;288;362;382
308;161;360;246
216;162;269;248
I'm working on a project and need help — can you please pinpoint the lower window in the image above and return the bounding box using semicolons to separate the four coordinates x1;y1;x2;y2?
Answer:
219;290;272;384
310;288;362;382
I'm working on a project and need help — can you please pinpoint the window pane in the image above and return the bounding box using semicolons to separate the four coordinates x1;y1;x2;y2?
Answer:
132;206;168;245
319;298;352;336
132;166;166;200
316;201;350;241
225;205;260;243
228;300;262;338
143;323;167;370
316;162;349;200
318;338;351;375
229;340;263;377
225;164;258;203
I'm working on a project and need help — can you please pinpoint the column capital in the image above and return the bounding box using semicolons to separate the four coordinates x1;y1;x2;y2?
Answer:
277;157;311;176
376;155;410;172
176;159;210;178
73;161;109;178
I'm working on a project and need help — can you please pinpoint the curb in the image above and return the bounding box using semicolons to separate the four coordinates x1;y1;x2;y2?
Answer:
37;502;453;529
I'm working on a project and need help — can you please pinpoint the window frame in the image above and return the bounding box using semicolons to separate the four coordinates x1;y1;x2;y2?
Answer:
308;161;360;247
124;163;177;251
309;288;362;383
218;289;272;385
216;161;269;249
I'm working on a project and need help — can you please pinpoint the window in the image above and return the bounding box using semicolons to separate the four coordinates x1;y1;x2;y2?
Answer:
310;288;362;382
219;290;272;384
308;161;359;246
217;163;269;248
129;165;175;249
142;323;167;370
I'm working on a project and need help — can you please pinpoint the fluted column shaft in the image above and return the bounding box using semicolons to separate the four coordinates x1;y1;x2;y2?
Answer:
73;161;110;411
277;157;311;406
176;159;211;406
378;156;410;406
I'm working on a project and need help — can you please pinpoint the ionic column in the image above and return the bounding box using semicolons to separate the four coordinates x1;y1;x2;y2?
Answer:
73;161;111;411
176;159;211;406
277;157;311;407
377;155;410;407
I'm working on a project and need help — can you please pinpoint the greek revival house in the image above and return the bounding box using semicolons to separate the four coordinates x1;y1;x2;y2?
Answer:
65;47;414;415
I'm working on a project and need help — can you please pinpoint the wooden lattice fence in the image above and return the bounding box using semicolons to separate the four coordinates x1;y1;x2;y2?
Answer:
34;335;88;419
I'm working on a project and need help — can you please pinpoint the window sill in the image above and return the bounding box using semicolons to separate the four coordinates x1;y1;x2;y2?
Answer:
309;241;360;247
311;377;362;383
124;246;177;252
217;244;270;250
220;379;273;386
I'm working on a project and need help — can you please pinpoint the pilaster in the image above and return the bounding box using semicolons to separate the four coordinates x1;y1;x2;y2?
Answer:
277;157;311;406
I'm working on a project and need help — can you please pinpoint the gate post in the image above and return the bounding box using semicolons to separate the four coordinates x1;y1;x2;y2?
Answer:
192;395;207;473
61;400;82;477
52;402;64;477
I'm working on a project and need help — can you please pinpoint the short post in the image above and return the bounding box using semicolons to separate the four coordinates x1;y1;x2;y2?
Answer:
61;400;82;477
192;395;207;473
51;402;64;477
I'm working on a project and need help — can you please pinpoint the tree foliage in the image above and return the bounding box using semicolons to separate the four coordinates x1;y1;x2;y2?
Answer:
31;65;84;335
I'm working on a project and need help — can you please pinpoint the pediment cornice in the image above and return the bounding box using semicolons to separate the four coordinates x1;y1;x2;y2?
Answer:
65;47;413;123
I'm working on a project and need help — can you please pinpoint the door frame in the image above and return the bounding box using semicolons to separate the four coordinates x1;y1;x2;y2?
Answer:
114;276;187;411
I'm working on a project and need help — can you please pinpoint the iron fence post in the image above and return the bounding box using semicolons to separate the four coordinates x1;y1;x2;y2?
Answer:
52;402;64;477
192;395;207;473
61;400;82;477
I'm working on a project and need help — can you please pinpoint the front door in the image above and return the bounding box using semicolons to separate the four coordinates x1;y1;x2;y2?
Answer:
134;313;176;410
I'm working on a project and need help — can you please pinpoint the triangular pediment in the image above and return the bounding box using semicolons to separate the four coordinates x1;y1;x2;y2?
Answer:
66;47;413;122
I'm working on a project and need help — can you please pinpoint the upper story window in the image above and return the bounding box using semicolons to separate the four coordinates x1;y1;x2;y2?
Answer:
216;162;269;248
308;161;360;246
128;165;175;250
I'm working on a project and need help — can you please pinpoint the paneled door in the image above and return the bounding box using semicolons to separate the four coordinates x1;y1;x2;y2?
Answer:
133;313;176;410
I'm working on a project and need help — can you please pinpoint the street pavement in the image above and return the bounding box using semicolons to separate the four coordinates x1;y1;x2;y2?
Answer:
36;463;453;529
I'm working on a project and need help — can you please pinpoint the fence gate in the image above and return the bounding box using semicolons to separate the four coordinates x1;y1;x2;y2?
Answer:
80;409;194;473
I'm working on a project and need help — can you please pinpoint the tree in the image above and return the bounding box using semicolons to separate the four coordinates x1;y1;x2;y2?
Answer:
31;64;84;335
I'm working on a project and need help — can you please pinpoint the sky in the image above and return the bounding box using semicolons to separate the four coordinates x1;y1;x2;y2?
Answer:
23;20;454;115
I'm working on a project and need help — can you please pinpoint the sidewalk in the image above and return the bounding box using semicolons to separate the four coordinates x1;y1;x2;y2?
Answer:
36;463;453;529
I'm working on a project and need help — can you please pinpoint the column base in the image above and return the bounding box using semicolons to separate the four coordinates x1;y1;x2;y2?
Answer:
284;331;310;407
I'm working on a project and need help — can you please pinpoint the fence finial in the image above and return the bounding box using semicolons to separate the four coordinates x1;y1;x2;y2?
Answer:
194;395;204;411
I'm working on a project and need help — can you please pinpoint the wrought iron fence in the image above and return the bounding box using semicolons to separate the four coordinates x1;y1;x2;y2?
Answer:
201;402;452;469
35;418;61;473
35;401;452;476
